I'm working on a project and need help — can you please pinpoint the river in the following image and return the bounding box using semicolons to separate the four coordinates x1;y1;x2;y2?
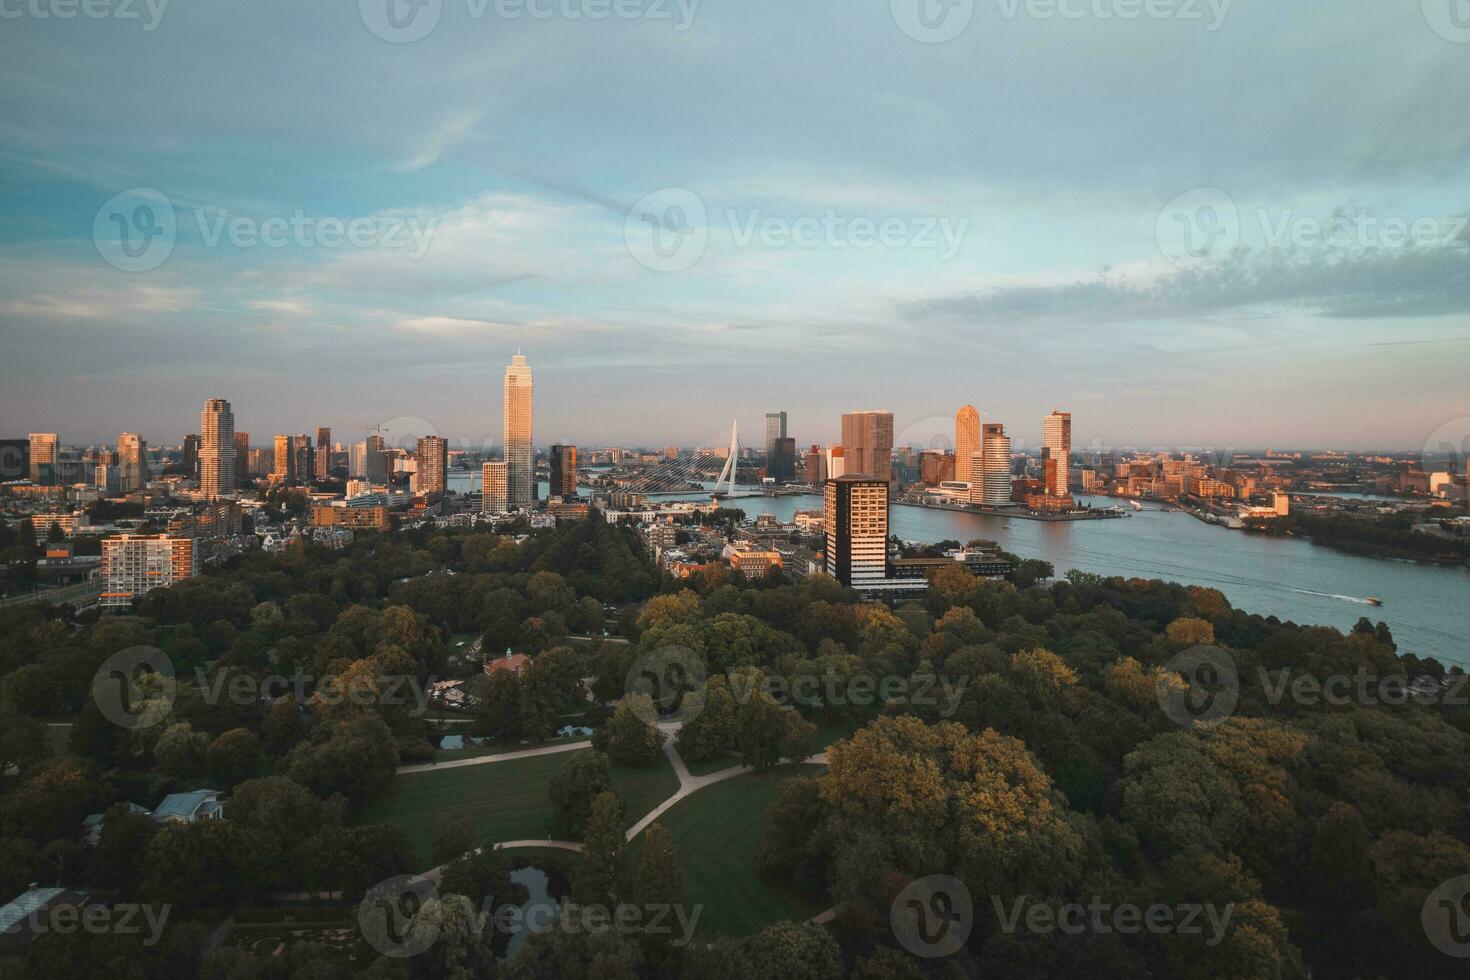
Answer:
445;474;1467;668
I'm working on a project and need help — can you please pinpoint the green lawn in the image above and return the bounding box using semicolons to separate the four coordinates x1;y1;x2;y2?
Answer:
640;765;828;937
354;750;679;867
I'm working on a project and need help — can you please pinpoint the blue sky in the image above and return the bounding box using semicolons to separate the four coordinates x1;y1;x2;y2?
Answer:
1;0;1467;452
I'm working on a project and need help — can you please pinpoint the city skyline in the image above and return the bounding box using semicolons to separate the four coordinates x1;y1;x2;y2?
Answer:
2;5;1467;449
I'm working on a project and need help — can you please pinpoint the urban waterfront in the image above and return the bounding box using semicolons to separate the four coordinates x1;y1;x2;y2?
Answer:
448;474;1468;667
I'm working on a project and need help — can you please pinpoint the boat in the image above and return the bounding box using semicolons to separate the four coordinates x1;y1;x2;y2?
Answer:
1365;597;1384;606
1130;500;1143;512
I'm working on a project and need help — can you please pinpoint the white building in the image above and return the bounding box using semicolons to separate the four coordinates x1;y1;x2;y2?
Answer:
101;534;198;609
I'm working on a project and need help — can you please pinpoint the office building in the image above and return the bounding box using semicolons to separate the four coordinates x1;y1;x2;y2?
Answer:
182;434;200;479
504;353;534;508
840;411;893;482
201;399;236;499
28;433;58;485
0;439;29;482
311;504;390;531
100;534;198;609
273;435;295;483
955;406;980;483
293;434;314;484
316;427;331;481
482;460;509;513
825;475;891;591
117;432;147;494
974;423;1014;506
764;412;787;467
549;444;577;499
416;436;448;494
825;445;847;480
1043;410;1072;498
770;437;797;482
802;445;825;486
232;431;249;475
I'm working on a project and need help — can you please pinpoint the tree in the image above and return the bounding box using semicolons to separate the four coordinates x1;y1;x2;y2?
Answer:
573;791;625;906
154;722;211;778
735;689;789;770
594;699;663;767
287;715;400;806
432;813;478;867
676;674;737;762
549;750;614;837
631;821;684;910
262;695;302;756
476;667;522;742
206;727;263;786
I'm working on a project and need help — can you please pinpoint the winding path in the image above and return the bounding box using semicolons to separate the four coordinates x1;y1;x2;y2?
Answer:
396;739;591;775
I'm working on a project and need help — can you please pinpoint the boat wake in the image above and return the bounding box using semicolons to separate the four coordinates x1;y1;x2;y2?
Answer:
1292;589;1375;605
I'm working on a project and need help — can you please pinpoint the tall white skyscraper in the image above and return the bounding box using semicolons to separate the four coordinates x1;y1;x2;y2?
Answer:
200;398;235;499
503;354;534;509
1043;410;1072;498
970;422;1013;506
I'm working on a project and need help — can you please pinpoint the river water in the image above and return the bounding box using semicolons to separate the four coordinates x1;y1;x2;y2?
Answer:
445;474;1466;667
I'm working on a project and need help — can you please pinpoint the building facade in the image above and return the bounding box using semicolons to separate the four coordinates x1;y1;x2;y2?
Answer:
955;405;980;483
201;399;236;499
840;411;894;482
504;354;534;508
1043;410;1072;498
28;433;58;485
416;435;448;494
972;422;1013;506
315;427;332;481
549;444;577;499
825;475;890;590
482;460;509;513
101;534;198;609
117;432;147;494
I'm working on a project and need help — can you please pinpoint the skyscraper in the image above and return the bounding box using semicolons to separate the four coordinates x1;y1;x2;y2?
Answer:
182;434;200;479
840;411;894;482
316;427;332;481
504;354;534;509
416;435;448;494
955;405;980;483
118;432;147;493
482;460;508;513
232;431;249;478
1043;410;1072;498
764;412;787;466
973;422;1014;506
201;399;236;498
549;444;577;500
294;434;314;484
273;435;295;483
28;433;57;485
825;475;890;590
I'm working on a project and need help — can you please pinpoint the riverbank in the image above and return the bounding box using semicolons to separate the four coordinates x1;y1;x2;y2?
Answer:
895;500;1129;522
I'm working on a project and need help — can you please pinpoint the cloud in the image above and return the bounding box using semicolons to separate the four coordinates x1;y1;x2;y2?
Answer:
904;238;1470;324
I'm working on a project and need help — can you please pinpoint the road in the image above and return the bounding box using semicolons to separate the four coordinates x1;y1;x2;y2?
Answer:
395;739;592;775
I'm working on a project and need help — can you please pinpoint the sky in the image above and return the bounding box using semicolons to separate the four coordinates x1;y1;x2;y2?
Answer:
1;0;1468;454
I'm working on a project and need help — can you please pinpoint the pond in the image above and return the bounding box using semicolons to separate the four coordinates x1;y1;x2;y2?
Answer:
504;864;570;959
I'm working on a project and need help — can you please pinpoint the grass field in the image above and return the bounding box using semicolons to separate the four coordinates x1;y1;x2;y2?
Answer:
640;765;828;937
354;750;679;867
